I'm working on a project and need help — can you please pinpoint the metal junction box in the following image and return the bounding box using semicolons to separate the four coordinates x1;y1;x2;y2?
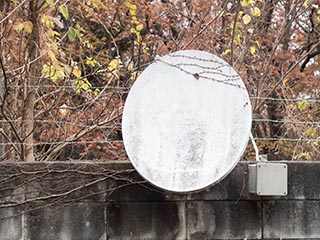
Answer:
249;162;288;196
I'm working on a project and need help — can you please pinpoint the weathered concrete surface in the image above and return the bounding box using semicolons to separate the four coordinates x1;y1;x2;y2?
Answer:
0;161;320;239
0;207;22;240
263;200;320;238
107;202;187;240
26;203;106;240
0;165;26;204
285;162;320;200
187;201;262;239
187;162;254;201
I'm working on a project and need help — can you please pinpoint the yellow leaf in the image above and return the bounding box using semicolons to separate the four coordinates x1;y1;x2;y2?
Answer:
52;70;65;82
255;40;260;48
23;21;33;33
94;89;100;96
48;50;57;62
125;1;137;10
306;128;316;138
127;65;134;71
131;16;139;25
130;9;136;15
250;46;256;55
251;7;261;17
241;0;252;7
242;14;252;25
46;0;55;8
14;21;33;34
143;46;149;53
14;23;24;34
125;1;137;15
42;64;65;83
223;49;231;55
52;31;61;36
72;67;81;78
283;78;289;85
130;71;139;82
41;16;54;28
298;100;308;111
136;24;144;32
108;59;121;71
85;57;98;67
303;0;309;8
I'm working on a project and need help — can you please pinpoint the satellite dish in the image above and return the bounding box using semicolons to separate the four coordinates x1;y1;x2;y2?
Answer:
122;50;252;193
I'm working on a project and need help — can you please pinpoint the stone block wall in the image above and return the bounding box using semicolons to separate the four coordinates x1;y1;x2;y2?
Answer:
0;161;319;239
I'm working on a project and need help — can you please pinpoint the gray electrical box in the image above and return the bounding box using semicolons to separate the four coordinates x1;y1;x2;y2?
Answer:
249;162;288;196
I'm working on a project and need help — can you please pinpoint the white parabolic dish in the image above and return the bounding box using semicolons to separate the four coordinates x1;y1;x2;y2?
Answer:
122;50;252;193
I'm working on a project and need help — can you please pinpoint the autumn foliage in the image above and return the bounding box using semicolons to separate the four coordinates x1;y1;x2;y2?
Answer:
0;0;319;161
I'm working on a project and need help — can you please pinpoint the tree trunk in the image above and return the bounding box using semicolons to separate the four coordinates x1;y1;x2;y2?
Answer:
24;0;41;162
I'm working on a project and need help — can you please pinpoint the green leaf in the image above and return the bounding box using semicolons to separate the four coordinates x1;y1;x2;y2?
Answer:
235;29;242;36
68;27;80;42
297;152;310;160
234;35;241;44
59;5;69;20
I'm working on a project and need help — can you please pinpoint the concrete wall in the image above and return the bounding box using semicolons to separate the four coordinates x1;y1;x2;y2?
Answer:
0;161;319;240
